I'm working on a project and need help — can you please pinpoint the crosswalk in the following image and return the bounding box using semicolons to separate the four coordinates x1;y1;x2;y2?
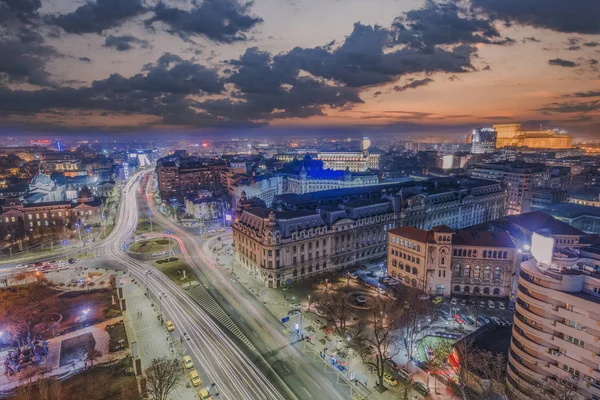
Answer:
187;285;258;353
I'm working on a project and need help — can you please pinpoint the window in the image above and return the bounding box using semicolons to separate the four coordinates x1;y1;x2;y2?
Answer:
412;267;418;275
441;257;445;265
454;265;460;278
464;265;470;278
483;266;491;279
473;266;481;279
566;335;585;347
494;267;501;280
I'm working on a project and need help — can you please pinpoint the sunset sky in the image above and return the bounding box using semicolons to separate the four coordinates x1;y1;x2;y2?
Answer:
1;0;599;138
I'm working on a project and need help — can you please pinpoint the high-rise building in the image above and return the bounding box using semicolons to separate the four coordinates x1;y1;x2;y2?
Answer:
361;137;371;152
471;127;497;154
493;123;573;149
469;162;552;215
507;233;600;400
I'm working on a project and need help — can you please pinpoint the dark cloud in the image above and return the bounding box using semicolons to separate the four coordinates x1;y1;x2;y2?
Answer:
589;59;598;65
539;100;600;113
548;58;578;68
78;57;92;63
522;37;540;43
472;0;600;34
0;1;56;86
391;2;505;49
373;91;382;97
276;23;477;88
193;47;363;123
146;0;263;43
569;91;600;98
393;77;434;92
583;42;600;48
50;0;146;34
104;35;149;51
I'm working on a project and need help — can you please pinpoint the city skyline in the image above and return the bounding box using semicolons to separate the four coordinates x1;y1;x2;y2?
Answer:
1;0;599;138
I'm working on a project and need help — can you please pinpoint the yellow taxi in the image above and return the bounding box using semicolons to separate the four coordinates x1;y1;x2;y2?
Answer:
198;388;211;399
183;355;193;369
165;320;175;332
383;372;398;387
189;369;202;387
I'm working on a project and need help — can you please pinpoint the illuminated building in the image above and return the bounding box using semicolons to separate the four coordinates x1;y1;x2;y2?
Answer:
469;162;552;215
507;233;600;400
232;194;396;287
387;226;518;297
315;150;381;172
471;127;497;154
361;137;371;152
493;123;573;149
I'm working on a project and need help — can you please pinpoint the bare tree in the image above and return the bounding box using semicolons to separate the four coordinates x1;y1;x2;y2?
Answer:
145;357;182;400
49;380;64;400
427;339;452;395
391;286;432;363
85;344;103;367
450;338;507;399
529;375;581;400
313;289;352;334
350;297;404;388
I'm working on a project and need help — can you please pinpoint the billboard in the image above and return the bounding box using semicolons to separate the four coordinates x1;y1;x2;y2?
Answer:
531;232;554;266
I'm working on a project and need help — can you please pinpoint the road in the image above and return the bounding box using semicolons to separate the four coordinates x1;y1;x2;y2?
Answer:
102;172;292;400
140;175;358;400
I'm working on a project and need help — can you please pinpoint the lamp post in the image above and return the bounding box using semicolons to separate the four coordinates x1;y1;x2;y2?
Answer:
61;240;68;263
166;230;173;257
307;295;311;311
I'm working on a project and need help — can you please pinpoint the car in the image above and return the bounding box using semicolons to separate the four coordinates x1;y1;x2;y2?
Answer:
198;388;211;399
500;318;512;325
357;266;367;270
507;302;516;311
487;300;495;309
387;280;399;286
397;368;412;382
432;296;442;304
477;316;487;326
384;359;400;371
367;271;376;278
460;299;467;306
165;320;175;332
26;265;39;272
15;264;28;270
490;316;503;325
383;372;398;387
498;302;506;310
414;381;430;396
450;298;458;305
183;355;193;369
453;314;465;325
463;315;475;325
189;369;202;387
218;228;225;233
479;301;486;308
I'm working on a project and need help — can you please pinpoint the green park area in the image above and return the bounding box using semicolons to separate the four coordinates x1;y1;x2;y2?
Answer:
153;257;195;286
128;238;172;254
416;336;455;362
135;220;152;234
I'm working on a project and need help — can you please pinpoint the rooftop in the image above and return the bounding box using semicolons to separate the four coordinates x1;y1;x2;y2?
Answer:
505;211;585;236
544;203;600;220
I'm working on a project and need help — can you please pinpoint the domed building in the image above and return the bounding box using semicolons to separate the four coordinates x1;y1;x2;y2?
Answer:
24;172;66;203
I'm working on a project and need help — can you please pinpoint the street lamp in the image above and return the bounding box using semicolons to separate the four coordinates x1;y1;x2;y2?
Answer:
307;295;311;311
166;230;173;257
61;239;69;263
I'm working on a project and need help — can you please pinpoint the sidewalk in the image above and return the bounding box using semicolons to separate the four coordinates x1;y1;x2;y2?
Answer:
206;233;460;400
121;276;197;400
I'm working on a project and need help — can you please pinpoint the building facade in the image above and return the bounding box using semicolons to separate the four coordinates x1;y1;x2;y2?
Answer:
315;150;381;172
494;123;573;149
387;226;518;297
469;162;551;215
471;127;497;154
232;197;397;288
508;237;600;400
